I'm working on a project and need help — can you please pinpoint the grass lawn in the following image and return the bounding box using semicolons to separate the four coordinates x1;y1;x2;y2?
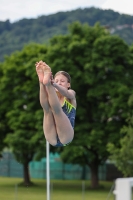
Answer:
0;177;115;200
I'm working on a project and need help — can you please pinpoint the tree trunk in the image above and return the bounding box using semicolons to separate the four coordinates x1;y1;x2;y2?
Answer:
89;161;99;188
23;162;31;186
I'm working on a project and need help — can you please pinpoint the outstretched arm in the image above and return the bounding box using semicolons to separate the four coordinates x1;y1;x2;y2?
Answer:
52;82;76;100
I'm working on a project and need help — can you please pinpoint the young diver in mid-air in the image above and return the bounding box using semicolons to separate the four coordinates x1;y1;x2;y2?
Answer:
35;61;77;147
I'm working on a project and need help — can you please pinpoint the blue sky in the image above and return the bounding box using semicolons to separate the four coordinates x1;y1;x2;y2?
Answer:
0;0;132;23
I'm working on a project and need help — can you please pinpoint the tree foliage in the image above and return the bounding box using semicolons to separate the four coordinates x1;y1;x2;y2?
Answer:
107;46;133;177
108;119;133;177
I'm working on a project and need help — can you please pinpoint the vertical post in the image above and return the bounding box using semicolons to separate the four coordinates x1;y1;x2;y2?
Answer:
46;141;50;200
14;184;18;200
82;181;85;200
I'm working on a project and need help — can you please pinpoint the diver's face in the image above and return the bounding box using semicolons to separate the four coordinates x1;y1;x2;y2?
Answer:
54;74;70;89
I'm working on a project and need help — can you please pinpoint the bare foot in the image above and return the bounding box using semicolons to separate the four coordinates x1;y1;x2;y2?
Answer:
35;62;44;83
42;62;52;85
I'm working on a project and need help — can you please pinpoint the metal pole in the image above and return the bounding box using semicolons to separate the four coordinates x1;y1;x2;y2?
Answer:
14;184;18;200
46;141;50;200
82;181;85;200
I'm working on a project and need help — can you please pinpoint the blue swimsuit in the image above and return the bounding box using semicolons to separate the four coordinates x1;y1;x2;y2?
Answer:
54;98;76;147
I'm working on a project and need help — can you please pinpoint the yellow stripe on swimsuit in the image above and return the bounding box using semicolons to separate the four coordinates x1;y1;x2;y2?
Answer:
62;98;76;128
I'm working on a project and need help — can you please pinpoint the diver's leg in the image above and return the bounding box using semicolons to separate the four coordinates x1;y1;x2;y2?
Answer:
46;83;74;144
36;64;57;145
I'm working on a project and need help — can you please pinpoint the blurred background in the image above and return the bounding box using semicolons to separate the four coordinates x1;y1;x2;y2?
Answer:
0;0;133;199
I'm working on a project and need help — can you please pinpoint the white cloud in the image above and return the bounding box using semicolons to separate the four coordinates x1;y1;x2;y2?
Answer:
101;0;133;16
0;0;105;22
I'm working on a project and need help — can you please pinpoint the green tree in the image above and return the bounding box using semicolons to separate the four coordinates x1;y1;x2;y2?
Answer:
0;43;48;185
108;117;133;177
45;22;133;188
0;63;7;155
107;45;133;177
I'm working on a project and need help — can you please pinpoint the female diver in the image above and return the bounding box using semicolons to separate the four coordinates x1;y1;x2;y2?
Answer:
35;61;76;147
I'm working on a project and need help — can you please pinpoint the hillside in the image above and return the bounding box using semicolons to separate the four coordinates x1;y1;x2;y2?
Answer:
0;7;133;61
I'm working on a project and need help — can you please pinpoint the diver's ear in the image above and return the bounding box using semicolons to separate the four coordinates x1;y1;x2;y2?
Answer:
67;82;70;89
